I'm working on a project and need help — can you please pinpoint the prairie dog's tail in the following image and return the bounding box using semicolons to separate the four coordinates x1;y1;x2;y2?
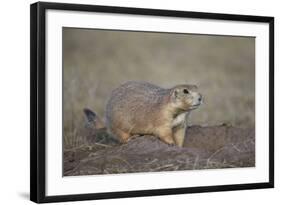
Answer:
83;108;106;130
83;108;120;145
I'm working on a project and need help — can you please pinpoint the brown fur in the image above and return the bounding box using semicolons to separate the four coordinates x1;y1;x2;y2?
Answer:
105;81;202;146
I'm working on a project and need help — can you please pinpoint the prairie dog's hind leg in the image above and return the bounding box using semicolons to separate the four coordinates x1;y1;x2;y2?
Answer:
114;129;131;143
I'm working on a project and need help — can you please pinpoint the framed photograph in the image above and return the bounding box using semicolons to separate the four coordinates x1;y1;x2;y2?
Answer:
30;2;274;203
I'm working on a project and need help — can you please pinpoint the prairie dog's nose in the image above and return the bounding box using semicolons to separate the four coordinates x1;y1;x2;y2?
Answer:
198;94;203;102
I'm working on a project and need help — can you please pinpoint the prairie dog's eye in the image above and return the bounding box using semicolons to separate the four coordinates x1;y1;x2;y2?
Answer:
183;89;189;94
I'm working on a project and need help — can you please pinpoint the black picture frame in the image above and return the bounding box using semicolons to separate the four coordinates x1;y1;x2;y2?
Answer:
30;1;274;203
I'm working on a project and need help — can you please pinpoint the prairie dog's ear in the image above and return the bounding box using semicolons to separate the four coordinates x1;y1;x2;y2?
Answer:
171;88;180;101
83;108;105;129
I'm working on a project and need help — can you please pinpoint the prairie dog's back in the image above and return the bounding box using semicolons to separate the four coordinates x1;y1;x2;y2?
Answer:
105;81;169;134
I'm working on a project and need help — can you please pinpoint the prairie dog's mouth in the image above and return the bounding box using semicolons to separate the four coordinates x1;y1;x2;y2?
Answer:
189;102;202;110
189;106;199;110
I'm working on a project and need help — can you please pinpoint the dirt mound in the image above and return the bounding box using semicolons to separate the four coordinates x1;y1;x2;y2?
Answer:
63;125;255;176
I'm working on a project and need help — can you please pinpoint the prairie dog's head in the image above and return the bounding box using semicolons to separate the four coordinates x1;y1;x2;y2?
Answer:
170;84;203;112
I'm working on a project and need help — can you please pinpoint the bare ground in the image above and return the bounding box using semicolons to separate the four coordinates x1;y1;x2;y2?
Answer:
63;125;255;176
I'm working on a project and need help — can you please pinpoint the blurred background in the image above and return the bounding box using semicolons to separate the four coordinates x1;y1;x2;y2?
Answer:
63;28;255;138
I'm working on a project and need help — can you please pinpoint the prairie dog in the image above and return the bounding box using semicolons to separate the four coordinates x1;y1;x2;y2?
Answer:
105;81;202;146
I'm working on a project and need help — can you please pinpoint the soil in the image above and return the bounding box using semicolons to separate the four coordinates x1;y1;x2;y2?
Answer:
63;125;255;176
